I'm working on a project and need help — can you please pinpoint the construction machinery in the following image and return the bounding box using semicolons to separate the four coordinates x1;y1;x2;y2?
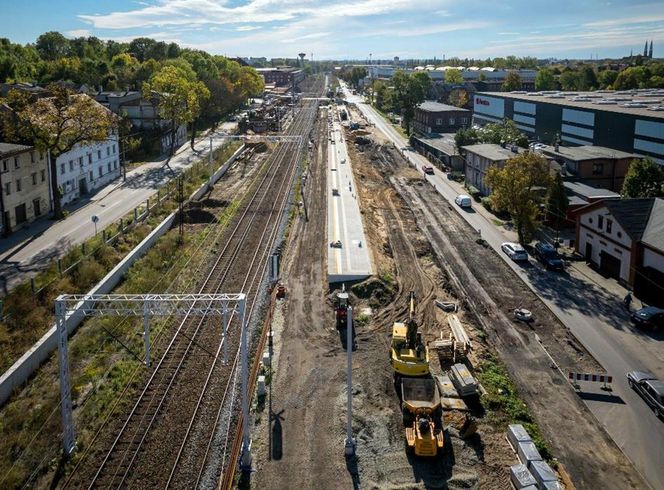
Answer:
335;289;350;330
401;377;444;457
391;291;429;377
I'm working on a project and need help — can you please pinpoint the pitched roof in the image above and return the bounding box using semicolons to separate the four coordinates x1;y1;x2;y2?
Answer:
642;198;664;252
603;198;656;241
417;101;470;113
0;142;33;157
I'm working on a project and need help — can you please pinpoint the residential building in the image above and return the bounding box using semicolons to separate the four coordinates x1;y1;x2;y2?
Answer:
574;198;664;304
0;143;50;235
410;133;464;171
56;135;121;206
412;101;471;134
538;144;639;191
462;143;553;196
94;91;187;154
255;67;304;88
472;90;664;164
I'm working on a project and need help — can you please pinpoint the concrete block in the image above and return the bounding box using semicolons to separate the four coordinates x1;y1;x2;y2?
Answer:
507;424;532;451
510;463;537;489
517;441;542;466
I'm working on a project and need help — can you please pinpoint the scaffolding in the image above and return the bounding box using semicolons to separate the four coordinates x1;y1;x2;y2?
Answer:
55;293;247;458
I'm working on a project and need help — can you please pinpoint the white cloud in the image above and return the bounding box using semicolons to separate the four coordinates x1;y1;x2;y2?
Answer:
236;25;262;32
66;29;92;38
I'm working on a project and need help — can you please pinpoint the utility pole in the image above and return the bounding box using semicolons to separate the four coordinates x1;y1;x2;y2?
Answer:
344;306;356;457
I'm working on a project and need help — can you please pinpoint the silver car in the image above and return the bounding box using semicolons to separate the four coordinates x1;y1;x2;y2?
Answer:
501;242;528;262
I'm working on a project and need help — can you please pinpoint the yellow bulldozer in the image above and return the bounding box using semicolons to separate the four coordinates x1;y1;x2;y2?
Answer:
391;291;429;377
401;377;444;457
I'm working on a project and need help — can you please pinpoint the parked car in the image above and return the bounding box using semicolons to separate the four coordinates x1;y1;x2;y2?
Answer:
627;371;664;419
455;194;472;208
423;165;434;175
501;242;529;262
534;242;564;271
631;306;664;330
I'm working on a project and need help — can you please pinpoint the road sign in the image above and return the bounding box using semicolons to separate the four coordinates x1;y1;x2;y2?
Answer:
91;215;99;223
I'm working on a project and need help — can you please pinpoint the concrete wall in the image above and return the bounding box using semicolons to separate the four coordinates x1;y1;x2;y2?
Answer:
0;144;245;406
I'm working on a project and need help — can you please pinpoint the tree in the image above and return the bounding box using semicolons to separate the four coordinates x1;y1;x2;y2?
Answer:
445;68;463;84
579;65;598;90
598;69;618;89
559;70;581;90
621;158;664;198
535;68;556;91
1;84;117;218
448;88;469;108
501;71;522;91
547;172;569;233
35;31;70;61
478;120;528;148
455;127;479;153
485;152;551;244
391;70;431;134
143;65;210;155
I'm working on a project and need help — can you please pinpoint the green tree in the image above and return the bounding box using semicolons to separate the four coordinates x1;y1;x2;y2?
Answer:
455;127;479;153
535;68;556;91
478;120;528;148
35;31;70;60
110;53;139;89
1;84;117;218
547;172;569;232
486;152;552;243
579;65;598;90
598;70;618;89
448;88;469;108
143;65;210;155
559;70;580;90
445;68;463;84
391;70;431;134
501;71;522;91
613;67;646;90
621;158;664;198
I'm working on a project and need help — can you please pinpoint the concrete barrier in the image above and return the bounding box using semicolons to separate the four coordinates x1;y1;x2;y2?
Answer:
0;144;245;407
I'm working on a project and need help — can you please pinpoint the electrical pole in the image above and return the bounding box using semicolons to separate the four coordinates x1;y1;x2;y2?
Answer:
344;306;356;457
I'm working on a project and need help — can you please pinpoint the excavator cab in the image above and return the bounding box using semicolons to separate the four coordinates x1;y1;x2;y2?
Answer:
391;291;429;377
335;290;349;330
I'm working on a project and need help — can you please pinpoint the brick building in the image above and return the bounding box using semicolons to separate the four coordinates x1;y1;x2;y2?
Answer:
412;101;471;134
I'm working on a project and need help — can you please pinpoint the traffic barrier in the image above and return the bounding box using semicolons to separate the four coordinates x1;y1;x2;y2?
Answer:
568;373;613;383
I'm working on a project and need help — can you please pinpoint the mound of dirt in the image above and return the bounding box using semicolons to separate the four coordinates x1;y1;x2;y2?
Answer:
351;277;396;308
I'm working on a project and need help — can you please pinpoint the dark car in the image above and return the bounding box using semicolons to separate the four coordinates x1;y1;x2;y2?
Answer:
627;371;664;419
631;306;664;330
534;242;564;271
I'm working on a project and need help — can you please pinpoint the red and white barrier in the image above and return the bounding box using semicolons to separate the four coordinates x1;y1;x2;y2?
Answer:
568;372;613;384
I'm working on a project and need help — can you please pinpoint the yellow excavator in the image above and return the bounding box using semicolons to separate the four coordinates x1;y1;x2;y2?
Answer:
391;291;429;377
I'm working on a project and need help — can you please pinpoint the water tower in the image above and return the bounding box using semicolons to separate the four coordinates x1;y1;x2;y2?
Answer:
298;52;306;66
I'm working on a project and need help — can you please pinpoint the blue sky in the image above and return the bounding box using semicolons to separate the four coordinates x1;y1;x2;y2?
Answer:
2;0;664;60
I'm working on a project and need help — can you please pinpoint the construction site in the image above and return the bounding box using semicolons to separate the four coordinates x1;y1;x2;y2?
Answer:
0;74;651;489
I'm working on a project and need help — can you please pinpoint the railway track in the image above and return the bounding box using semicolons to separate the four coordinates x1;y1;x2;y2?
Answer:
65;99;319;489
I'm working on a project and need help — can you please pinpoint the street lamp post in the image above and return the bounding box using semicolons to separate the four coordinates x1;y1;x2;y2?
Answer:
344;306;356;457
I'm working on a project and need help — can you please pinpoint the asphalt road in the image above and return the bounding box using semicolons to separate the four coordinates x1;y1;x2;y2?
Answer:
0;123;236;294
341;83;664;489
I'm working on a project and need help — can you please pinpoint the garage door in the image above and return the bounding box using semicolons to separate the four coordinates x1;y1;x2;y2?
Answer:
600;251;621;280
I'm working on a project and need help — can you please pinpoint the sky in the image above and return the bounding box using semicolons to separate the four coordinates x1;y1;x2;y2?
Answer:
2;0;664;60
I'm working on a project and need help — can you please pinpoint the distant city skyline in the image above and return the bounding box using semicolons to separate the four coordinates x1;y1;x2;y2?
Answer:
2;0;664;60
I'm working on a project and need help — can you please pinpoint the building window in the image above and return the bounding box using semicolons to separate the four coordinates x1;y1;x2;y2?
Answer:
435;118;443;125
617;231;622;238
41;170;46;182
98;167;102;177
79;157;84;168
88;154;92;164
97;150;102;159
114;160;118;169
32;172;37;185
107;162;111;173
449;117;456;126
607;220;612;233
592;163;604;175
14;157;20;169
4;182;10;195
89;170;93;182
69;160;74;171
2;160;7;172
60;163;65;174
112;144;116;154
30;151;35;163
598;215;604;229
16;178;21;192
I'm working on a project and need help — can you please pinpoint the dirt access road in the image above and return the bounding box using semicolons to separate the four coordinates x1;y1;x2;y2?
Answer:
392;172;647;489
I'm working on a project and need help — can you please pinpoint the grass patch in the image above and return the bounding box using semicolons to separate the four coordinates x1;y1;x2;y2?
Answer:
378;267;395;286
477;354;553;462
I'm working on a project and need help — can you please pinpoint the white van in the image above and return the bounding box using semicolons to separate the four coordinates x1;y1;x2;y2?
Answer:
455;194;472;208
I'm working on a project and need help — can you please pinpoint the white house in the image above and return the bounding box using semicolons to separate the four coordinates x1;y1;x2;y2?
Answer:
575;198;664;303
56;134;121;206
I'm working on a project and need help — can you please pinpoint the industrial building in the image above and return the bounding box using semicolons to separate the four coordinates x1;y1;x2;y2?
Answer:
413;101;471;134
255;67;304;88
472;90;664;164
410;133;463;171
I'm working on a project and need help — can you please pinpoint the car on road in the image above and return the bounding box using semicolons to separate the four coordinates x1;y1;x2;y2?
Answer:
454;194;472;208
330;240;342;248
501;242;529;262
627;371;664;419
423;165;434;175
534;242;564;271
630;306;664;331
